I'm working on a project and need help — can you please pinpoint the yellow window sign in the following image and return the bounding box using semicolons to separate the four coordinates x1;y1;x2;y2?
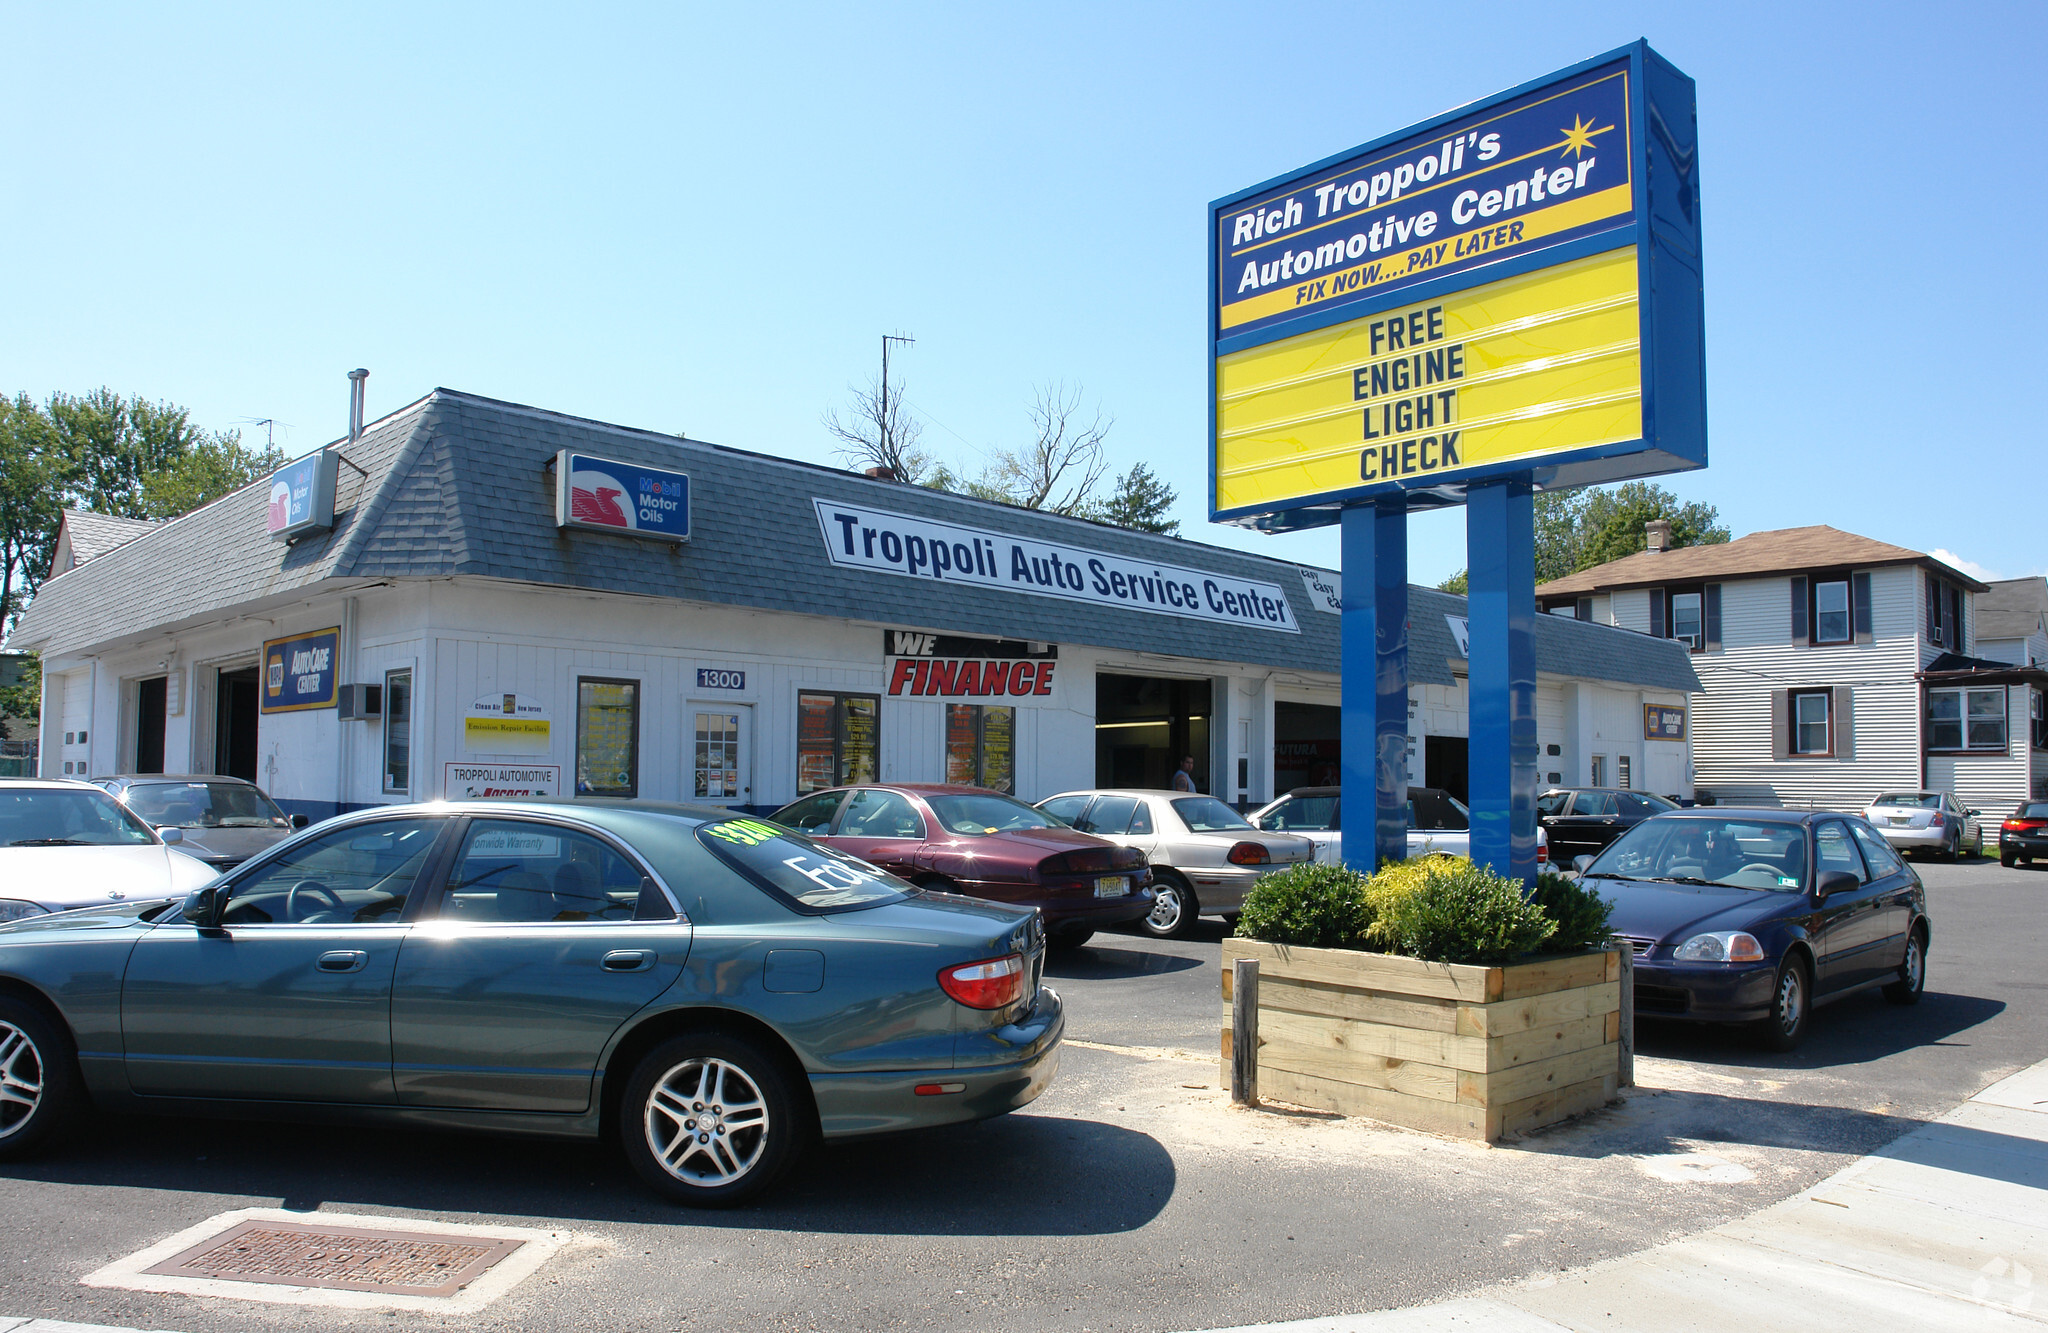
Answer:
1215;247;1641;516
463;716;551;754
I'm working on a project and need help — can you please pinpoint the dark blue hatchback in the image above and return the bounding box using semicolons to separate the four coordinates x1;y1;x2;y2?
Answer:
1580;808;1930;1051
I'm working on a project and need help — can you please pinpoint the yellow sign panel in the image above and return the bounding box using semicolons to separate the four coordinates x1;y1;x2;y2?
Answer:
464;716;551;755
1214;246;1641;516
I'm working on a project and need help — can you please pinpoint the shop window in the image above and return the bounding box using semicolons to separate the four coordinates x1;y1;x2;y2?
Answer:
1616;755;1632;790
382;669;412;795
1927;686;2006;752
796;691;879;794
576;677;640;797
1589;755;1605;787
945;703;1015;793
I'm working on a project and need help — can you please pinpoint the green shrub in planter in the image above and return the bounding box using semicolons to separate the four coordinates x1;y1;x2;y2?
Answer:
1529;870;1614;953
1233;862;1374;949
1359;855;1458;949
1371;859;1556;965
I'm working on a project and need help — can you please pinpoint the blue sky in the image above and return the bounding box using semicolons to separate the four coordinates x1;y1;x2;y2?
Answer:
5;1;2041;587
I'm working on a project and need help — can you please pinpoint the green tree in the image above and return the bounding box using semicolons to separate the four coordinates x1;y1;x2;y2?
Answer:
46;388;208;519
1574;481;1730;569
0;394;68;632
0;650;40;723
1083;462;1179;535
1436;569;1468;595
141;428;283;519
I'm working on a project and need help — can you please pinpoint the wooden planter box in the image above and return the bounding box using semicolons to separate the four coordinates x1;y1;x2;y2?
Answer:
1220;938;1622;1142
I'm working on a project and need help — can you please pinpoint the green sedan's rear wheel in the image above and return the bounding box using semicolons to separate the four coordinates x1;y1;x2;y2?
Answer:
621;1032;806;1207
0;997;84;1160
1136;870;1199;940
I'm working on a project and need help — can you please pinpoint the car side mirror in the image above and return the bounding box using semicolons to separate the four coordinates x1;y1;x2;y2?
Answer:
1573;854;1594;874
1815;869;1859;899
158;826;184;845
1967;809;1981;817
181;885;220;929
291;814;310;829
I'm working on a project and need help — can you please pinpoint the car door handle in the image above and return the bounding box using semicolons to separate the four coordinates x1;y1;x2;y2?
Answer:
602;950;655;973
317;950;368;973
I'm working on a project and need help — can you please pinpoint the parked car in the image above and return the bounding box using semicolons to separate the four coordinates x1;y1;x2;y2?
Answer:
0;779;220;921
1538;788;1678;865
0;798;1063;1205
93;774;309;871
1582;808;1929;1051
1033;789;1314;938
1247;785;1548;866
1861;791;1983;861
1998;800;2048;868
768;784;1151;949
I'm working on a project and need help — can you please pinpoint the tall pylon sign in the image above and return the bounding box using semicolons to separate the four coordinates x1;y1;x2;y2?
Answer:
1208;42;1706;878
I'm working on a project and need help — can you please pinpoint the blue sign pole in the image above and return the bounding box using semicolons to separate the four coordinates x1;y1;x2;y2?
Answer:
1466;479;1538;884
1340;498;1408;871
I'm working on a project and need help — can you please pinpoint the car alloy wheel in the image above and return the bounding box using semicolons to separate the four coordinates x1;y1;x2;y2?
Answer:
1138;873;1198;939
0;998;82;1159
0;1020;43;1142
646;1056;770;1186
621;1032;804;1206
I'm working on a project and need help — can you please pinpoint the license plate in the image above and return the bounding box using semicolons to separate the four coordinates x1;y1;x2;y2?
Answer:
1095;876;1125;897
1888;816;1910;826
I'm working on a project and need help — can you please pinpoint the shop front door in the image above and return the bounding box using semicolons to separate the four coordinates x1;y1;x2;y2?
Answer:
689;703;752;807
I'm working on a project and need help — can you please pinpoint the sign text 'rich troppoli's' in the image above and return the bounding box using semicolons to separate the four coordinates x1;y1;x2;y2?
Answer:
815;499;1299;633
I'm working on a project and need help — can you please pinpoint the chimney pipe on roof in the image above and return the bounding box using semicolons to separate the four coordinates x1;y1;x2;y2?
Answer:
864;465;898;482
1645;519;1672;553
347;368;369;442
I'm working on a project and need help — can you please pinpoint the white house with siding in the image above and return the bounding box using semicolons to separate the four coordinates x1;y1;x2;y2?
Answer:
1537;524;2044;813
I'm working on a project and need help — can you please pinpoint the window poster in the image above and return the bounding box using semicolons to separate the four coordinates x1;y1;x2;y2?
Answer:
576;678;638;796
982;705;1014;794
797;692;837;793
842;695;879;785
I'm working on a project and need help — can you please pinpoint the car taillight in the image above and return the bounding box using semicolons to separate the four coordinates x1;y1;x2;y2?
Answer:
2007;819;2046;832
1227;841;1270;866
938;954;1026;1010
1927;813;1944;829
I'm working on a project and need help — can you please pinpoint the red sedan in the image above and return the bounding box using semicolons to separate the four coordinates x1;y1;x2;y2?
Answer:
769;783;1152;949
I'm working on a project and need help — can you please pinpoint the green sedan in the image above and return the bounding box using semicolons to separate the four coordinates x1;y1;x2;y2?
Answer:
0;799;1063;1206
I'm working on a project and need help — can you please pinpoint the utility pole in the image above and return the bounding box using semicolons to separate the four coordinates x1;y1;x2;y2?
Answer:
880;332;914;461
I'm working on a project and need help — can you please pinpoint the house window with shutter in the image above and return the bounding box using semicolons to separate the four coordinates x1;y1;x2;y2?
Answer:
1792;571;1869;647
1792;691;1832;755
1776;686;1854;759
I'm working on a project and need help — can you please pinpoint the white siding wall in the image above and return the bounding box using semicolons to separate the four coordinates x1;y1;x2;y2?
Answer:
1690;566;1925;810
1609;589;1650;634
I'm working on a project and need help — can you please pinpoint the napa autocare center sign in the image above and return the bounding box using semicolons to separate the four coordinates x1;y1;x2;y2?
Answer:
261;628;340;713
815;499;1300;632
555;450;691;542
1209;41;1705;522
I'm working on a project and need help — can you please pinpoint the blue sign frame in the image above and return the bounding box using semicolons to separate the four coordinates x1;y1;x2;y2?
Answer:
261;627;341;714
266;451;338;541
554;450;692;544
1208;40;1704;527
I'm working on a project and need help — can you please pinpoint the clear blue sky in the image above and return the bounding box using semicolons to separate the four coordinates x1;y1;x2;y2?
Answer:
6;1;2041;586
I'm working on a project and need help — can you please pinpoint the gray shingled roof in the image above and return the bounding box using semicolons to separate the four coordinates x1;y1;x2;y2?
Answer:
50;508;161;573
1977;577;2048;642
8;388;1698;695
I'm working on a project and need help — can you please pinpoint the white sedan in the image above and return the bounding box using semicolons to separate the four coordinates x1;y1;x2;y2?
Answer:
0;780;220;921
1862;791;1984;861
1248;786;1549;868
1035;789;1315;938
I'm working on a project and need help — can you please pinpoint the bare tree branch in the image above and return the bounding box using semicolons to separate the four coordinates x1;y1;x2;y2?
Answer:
978;382;1112;514
822;375;934;484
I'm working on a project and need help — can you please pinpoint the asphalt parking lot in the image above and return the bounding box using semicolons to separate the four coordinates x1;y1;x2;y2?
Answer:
1;855;2042;1332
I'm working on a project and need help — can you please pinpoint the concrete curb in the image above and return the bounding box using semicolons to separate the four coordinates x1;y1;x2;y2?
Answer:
1191;1058;2048;1331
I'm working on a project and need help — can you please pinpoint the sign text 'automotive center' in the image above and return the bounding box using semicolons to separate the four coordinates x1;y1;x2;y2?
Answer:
1211;57;1661;517
814;499;1298;632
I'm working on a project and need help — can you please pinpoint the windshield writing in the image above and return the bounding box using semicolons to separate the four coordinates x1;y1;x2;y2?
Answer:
700;817;910;910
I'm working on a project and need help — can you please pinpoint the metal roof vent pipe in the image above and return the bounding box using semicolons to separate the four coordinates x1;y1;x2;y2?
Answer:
347;368;369;442
1645;519;1672;553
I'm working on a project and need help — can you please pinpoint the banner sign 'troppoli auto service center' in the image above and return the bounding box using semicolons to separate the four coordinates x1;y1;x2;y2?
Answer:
883;630;1059;701
816;499;1300;633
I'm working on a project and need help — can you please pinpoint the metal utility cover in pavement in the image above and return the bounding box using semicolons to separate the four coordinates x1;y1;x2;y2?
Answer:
143;1218;526;1298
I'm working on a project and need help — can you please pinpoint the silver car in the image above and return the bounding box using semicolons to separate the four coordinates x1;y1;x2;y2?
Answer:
1035;790;1313;938
0;779;221;921
1862;790;1984;860
93;774;309;871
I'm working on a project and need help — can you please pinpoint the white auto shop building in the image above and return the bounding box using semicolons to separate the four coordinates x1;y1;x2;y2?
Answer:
13;389;1701;820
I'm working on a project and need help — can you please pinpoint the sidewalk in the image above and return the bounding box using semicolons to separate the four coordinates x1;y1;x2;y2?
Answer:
1197;1058;2048;1331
